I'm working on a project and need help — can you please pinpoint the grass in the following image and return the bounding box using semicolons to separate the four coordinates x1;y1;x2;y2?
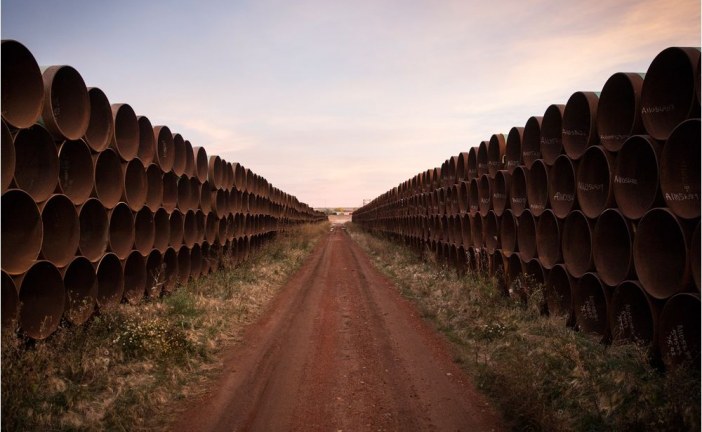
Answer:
347;224;700;432
1;222;328;431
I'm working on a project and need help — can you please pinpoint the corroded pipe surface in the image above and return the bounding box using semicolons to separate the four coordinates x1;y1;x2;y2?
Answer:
562;91;599;160
1;120;14;193
597;72;645;152
548;154;577;219
609;280;659;345
536;209;562;270
41;65;90;140
108;202;135;260
527;159;548;217
517;210;537;261
85;87;114;152
2;189;43;275
93;148;123;210
613;135;662;220
95;252;124;308
137;115;156;165
1;40;44;129
153;125;175;172
134;207;155;256
17;260;65;339
577;145;614;219
153;208;170;254
522;116;543;168
110;103;139;161
123;250;146;304
561;210;593;278
573;272;610;337
592;209;635;287
540;105;565;166
660;118;700;219
13;124;59;203
78;198;109;262
40;194;80;268
122;158;147;211
657;293;700;367
57;139;94;205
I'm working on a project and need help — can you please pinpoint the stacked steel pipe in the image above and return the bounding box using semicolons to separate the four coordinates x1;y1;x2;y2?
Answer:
1;40;325;340
354;46;701;368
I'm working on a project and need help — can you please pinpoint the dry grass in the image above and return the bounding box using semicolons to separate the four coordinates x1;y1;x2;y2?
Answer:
1;222;328;431
348;224;700;432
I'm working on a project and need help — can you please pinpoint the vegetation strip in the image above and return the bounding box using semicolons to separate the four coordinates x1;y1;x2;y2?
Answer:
347;224;700;432
2;223;328;431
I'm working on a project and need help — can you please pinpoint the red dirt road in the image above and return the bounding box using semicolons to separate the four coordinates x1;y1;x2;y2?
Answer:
173;228;504;431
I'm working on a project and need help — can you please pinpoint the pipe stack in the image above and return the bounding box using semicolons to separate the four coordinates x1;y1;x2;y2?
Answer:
354;46;701;368
1;40;325;340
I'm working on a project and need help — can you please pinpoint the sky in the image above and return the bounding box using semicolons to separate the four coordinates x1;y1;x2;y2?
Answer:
2;0;699;208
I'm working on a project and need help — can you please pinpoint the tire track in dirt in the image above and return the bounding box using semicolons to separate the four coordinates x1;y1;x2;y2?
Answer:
172;228;504;431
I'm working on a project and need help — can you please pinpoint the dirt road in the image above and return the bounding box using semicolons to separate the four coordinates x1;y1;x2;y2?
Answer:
173;227;504;431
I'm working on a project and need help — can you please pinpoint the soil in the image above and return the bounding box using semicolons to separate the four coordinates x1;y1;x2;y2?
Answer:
171;226;504;431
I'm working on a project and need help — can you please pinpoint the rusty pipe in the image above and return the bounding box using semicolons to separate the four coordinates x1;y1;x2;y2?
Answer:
478;174;493;217
40;65;90;140
500;209;517;257
484;210;500;254
177;174;192;211
122;158;147;211
110;103;139;161
634;208;692;299
95;252;124;309
195;210;206;243
57;139;94;205
562;91;599;160
153;207;170;254
544;264;574;318
660;118;700;219
16;260;65;339
193;146;209;183
1;40;44;129
78;198;108;262
183;210;198;248
613;135;662;220
468;178;479;215
200;181;212;213
455;152;469;182
466;147;478;180
39;194;80;268
234;162;246;191
172;133;186;176
123;250;146;304
487;133;506;178
477;141;489;177
470;213;483;247
177;245;191;284
572;272;610;337
218;217;228;243
592;209;635;287
145;249;163;297
597;72;645;152
108;202;135;260
540;104;565;166
169;209;184;247
536;209;562;270
153;125;175;172
527;159;549;217
137;115;156;165
85;87;114;152
492;170;510;217
577;145;614;219
657;293;700;367
610;280;660;345
145;163;163;211
162;171;179;213
93;148;123;210
162;247;178;293
503;253;522;296
1;189;43;275
641;47;701;141
548;154;577;219
208;155;223;189
13;124;58;203
2;271;18;329
134;206;155;256
517;209;537;262
522;116;543;168
205;212;218;243
509;166;528;217
1;120;14;193
184;139;195;178
561;210;593;277
505;127;524;174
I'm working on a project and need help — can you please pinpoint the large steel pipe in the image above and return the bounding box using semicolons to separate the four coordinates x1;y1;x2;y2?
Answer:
1;40;44;129
108;202;135;260
522;116;543;168
509;166;528;216
478;175;493;217
162;171;179;213
544;263;573;318
500;209;517;256
457;181;469;215
641;47;701;141
57;139;94;205
134;207;155;256
85;87;114;152
1;120;14;193
540;105;565;165
487;133;506;178
96;253;124;308
93;148;123;210
634;208;692;299
527;159;549;216
137;115;156;165
17;261;64;339
122;158;147;211
208;155;223;189
177;245;191;284
183;210;198;248
153;208;170;254
205;212;218;243
199;181;212;213
110;104;139;161
466;147;478;179
536;209;561;269
573;272;610;337
592;209;635;287
657;293;700;367
13;124;59;203
549;154;577;219
477;141;489;177
145;249;163;297
660;118;700;219
455;152;469;182
562;91;599;160
41;65;90;140
169;209;184;247
145;163;163;211
172;133;187;176
483;210;500;254
177;174;192;211
492;170;510;217
162;247;178;292
153;125;175;172
597;72;645;152
577;145;614;219
470;214;483;247
561;210;593;277
190;243;203;279
2;190;42;275
517;210;537;261
123;250;147;304
40;194;79;268
2;271;18;329
184;139;195;178
468;178;479;215
610;281;659;345
504;126;524;174
613;135;662;220
78;198;108;262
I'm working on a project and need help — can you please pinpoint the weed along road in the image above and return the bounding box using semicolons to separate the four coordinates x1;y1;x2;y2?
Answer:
173;226;504;431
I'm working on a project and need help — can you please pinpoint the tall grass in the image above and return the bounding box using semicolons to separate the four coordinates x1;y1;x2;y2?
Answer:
348;224;700;432
1;223;328;431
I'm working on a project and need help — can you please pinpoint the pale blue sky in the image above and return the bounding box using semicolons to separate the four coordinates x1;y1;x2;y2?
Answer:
3;0;699;207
